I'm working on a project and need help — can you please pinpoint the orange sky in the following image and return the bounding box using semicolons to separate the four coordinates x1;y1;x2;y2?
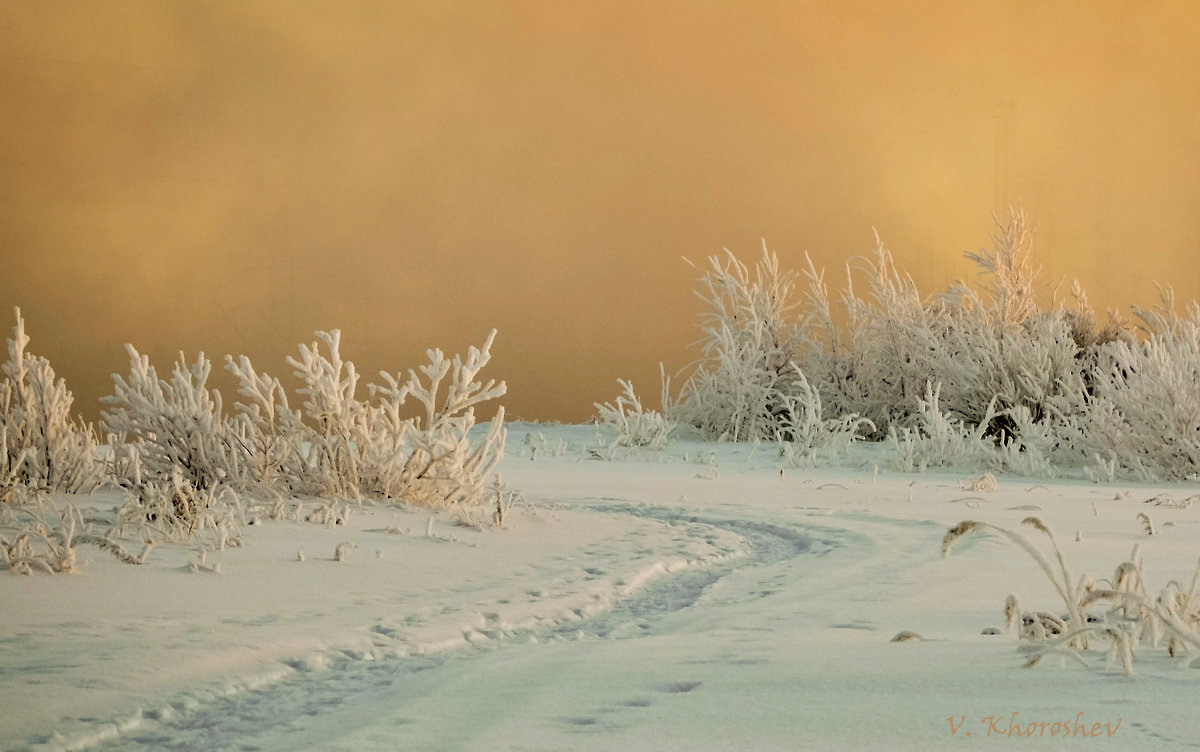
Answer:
2;1;1199;424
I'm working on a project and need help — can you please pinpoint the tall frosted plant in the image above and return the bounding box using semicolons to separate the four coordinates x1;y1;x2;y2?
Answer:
935;210;1085;437
285;330;369;499
829;233;945;436
672;244;804;441
370;330;507;508
0;308;101;499
225;353;308;494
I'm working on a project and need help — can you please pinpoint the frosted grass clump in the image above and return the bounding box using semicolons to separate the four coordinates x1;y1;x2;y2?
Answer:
594;376;674;451
943;518;1200;675
1;503;153;575
771;365;873;466
888;382;996;472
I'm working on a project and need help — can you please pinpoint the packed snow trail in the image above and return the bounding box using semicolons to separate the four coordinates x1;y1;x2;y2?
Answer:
85;501;835;751
76;488;1194;752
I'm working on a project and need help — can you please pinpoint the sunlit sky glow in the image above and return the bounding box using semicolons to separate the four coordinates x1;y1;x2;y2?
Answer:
3;1;1198;423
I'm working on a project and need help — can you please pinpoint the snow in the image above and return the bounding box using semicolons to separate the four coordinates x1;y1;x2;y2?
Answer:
3;423;1199;750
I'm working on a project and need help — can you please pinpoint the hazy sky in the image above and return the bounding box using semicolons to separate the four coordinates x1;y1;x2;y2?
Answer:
3;1;1199;424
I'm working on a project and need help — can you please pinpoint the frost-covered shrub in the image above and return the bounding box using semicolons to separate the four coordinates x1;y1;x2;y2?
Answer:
595;377;674;450
672;317;784;442
366;330;507;509
888;382;997;472
224;352;307;494
101;346;249;538
1;308;102;500
282;329;371;499
102;329;508;512
229;329;508;510
101;347;247;492
817;233;946;438
1060;291;1200;479
671;245;807;441
818;211;1085;446
931;214;1087;440
772;366;873;465
663;210;1200;478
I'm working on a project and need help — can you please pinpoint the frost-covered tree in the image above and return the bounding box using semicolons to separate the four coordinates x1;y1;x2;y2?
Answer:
1;308;101;500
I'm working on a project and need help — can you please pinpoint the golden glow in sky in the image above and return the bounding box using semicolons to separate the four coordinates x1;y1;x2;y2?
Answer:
2;1;1199;422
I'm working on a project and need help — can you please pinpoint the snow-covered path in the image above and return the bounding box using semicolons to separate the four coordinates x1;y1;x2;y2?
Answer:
7;426;1200;750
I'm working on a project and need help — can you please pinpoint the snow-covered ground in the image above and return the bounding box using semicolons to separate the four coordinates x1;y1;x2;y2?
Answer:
4;424;1199;751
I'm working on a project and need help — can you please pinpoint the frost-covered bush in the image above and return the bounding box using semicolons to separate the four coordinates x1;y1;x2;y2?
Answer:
670;244;870;446
366;330;507;509
815;211;1086;447
658;209;1200;479
1;308;102;500
281;329;371;499
930;214;1088;441
670;245;801;441
595;376;674;451
102;347;247;492
101;347;249;538
230;328;508;510
1059;291;1200;479
810;232;945;438
888;382;997;472
772;366;873;465
102;328;508;527
224;352;307;494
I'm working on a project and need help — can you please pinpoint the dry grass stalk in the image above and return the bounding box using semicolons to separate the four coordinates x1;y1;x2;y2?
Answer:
968;472;998;492
1136;511;1155;535
1004;594;1021;633
2;505;152;574
947;518;1200;674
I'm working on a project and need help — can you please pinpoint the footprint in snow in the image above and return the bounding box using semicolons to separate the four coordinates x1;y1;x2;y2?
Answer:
659;680;703;694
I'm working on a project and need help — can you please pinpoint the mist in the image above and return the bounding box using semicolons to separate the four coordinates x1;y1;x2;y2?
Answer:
3;1;1198;424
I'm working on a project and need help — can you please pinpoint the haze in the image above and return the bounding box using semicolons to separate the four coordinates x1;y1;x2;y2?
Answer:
2;1;1198;425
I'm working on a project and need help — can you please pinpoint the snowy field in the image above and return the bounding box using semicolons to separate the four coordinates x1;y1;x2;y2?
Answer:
3;423;1198;751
